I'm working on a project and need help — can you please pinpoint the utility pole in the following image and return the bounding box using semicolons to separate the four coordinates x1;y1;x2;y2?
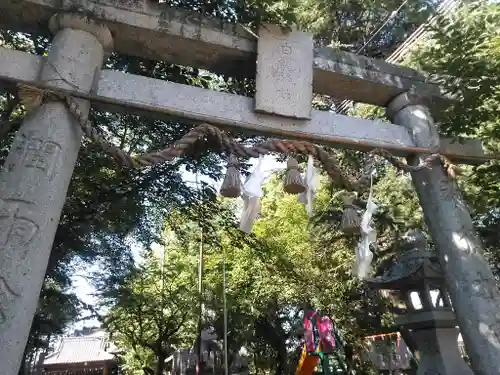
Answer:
196;171;205;375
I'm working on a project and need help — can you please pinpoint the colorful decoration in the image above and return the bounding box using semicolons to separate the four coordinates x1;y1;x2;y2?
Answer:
318;316;335;353
303;311;317;353
296;343;320;375
303;311;336;354
297;310;338;375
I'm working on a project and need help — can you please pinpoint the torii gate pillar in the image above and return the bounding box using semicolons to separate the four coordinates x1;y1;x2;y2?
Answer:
0;14;112;375
387;92;500;375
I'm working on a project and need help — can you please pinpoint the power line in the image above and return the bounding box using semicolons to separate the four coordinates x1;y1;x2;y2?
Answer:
356;0;411;55
335;0;460;115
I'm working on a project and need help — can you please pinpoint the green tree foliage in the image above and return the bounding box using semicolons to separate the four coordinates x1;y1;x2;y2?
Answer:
407;1;500;140
97;194;255;374
296;0;439;57
348;1;500;253
18;281;83;373
98;3;500;375
255;176;401;368
101;246;199;375
337;4;500;352
338;6;500;366
105;169;423;374
396;1;500;272
192;175;402;374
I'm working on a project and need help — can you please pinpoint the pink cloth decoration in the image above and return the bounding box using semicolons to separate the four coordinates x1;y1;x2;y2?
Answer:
318;316;335;352
303;311;316;352
303;311;336;353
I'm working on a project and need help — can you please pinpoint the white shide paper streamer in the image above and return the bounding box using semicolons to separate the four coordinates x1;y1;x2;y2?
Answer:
297;155;318;217
352;170;378;279
240;155;265;233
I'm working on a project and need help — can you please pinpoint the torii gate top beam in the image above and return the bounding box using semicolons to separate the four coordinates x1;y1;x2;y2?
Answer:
0;0;489;165
0;0;448;109
0;46;485;164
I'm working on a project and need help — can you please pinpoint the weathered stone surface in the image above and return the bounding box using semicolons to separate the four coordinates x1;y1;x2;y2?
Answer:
0;17;110;375
0;48;41;87
255;24;313;119
312;47;445;107
368;230;472;374
387;92;500;375
0;0;448;108
412;328;473;375
94;70;477;162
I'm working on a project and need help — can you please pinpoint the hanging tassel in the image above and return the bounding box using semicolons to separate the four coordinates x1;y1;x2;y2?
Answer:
340;193;361;235
220;154;242;198
283;157;305;194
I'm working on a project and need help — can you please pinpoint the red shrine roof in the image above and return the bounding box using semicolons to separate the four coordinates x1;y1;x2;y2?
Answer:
43;328;116;366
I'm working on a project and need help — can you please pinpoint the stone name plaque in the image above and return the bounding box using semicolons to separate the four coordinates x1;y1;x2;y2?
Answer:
255;24;313;120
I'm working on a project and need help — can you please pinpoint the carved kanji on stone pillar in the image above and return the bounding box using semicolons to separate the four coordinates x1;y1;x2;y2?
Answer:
16;131;62;178
0;199;38;252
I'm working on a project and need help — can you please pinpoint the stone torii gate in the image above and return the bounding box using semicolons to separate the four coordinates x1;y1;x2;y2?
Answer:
0;1;499;375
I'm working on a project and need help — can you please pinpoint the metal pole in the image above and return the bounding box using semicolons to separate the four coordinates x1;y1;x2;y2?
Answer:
160;243;167;367
223;246;229;375
196;229;204;375
195;171;205;375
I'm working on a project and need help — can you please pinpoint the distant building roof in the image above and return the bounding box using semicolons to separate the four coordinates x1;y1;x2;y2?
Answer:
43;328;116;366
72;327;105;337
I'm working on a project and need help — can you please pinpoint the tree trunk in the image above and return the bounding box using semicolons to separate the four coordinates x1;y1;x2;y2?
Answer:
17;342;31;375
274;337;288;375
155;353;166;375
17;358;26;375
275;349;283;375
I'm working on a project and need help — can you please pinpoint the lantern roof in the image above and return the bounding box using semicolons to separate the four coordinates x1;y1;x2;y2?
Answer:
366;230;444;290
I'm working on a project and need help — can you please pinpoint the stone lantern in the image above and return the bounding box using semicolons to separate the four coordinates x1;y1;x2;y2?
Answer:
366;230;472;375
